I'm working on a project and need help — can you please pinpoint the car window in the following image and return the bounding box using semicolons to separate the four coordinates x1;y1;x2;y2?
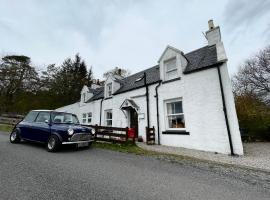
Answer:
51;112;79;124
35;112;50;123
23;111;39;122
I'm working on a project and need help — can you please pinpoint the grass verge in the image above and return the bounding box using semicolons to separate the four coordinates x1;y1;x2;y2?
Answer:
0;124;13;132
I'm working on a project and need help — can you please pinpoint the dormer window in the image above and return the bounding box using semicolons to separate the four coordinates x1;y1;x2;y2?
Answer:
106;83;112;97
164;57;177;80
82;93;86;103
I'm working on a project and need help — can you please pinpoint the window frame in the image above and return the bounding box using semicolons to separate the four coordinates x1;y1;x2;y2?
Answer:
35;111;51;123
82;113;87;124
106;83;112;97
104;109;113;127
164;57;178;81
87;112;92;123
165;98;185;130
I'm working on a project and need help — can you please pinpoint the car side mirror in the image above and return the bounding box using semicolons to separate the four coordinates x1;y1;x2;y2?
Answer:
45;119;49;124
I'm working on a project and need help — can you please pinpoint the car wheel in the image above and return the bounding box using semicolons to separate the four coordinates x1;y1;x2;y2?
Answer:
10;129;21;143
47;135;60;152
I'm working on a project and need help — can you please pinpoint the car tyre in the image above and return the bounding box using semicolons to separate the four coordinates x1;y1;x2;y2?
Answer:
10;129;21;143
47;135;60;152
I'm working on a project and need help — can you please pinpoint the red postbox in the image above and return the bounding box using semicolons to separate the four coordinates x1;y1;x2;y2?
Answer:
128;128;135;138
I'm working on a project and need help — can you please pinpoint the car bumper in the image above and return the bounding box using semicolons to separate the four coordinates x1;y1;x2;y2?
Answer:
62;140;94;144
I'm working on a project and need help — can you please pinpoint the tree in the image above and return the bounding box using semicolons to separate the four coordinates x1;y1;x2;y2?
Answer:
0;55;39;112
233;45;270;105
103;67;130;79
232;46;270;141
47;54;93;107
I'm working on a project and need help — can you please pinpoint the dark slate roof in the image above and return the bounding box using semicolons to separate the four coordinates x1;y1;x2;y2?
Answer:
184;44;220;73
86;44;222;102
114;65;160;94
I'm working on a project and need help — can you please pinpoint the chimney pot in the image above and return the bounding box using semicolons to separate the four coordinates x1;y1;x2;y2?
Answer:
208;19;214;30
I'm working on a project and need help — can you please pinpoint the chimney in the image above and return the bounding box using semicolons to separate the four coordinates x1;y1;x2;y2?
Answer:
206;19;221;46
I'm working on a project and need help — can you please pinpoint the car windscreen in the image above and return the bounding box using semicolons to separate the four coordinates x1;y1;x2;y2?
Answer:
51;112;79;124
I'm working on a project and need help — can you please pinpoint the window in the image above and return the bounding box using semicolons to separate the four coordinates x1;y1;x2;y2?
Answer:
82;113;87;124
105;110;112;126
166;100;185;129
82;93;86;103
23;111;39;122
106;83;112;97
87;112;92;123
35;112;50;123
51;112;79;124
164;57;177;80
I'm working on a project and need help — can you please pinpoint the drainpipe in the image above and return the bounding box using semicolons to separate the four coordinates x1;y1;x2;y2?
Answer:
144;72;150;128
155;81;162;145
99;98;104;126
217;65;234;156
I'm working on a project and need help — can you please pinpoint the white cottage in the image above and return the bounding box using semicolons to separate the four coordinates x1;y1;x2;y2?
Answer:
56;20;243;155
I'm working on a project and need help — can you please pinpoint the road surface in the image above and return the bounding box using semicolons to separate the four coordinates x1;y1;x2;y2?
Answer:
0;132;269;200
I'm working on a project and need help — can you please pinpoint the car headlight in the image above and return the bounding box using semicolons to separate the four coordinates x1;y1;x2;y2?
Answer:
91;128;95;134
67;128;74;136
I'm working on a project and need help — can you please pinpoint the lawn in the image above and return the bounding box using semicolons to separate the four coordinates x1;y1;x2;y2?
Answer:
0;124;13;132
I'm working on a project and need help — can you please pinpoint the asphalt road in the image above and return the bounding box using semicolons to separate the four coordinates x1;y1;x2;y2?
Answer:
0;132;269;200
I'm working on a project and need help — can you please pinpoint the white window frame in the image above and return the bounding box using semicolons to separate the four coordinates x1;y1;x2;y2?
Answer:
164;98;185;130
104;109;113;126
164;57;178;81
87;112;92;123
82;113;87;124
106;83;112;97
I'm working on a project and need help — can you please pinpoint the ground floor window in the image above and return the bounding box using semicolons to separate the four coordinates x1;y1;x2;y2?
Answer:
87;112;92;123
82;113;87;124
105;110;112;126
166;99;185;129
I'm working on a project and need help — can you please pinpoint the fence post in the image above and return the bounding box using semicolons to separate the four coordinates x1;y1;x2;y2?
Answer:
94;124;98;141
126;127;129;144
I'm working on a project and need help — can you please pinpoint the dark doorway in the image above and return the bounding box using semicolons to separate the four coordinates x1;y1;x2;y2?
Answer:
129;108;138;138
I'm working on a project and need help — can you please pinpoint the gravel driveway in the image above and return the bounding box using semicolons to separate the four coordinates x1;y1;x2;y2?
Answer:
0;132;269;200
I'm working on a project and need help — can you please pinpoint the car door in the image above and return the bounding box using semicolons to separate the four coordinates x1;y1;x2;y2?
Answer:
31;111;51;142
19;111;39;140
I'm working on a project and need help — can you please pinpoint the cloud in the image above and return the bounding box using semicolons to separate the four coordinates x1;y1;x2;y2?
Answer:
223;0;270;35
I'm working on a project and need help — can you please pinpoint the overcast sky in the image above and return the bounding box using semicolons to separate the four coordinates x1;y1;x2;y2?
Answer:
1;0;270;79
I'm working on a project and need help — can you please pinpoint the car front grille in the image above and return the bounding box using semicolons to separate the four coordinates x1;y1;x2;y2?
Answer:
70;133;91;142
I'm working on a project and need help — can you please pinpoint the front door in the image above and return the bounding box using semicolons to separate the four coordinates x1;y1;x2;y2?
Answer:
129;108;138;138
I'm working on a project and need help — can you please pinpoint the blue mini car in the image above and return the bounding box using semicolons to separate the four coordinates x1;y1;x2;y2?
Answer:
10;110;93;152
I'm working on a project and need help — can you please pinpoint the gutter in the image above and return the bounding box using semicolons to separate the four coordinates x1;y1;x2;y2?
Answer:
155;81;162;145
99;98;104;126
217;65;234;156
144;72;150;128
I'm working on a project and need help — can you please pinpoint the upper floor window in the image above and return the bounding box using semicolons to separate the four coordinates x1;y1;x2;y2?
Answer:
164;57;177;80
106;83;112;97
166;99;185;129
82;93;86;103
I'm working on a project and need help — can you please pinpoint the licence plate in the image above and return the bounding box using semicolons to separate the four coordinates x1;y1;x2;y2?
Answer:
77;142;89;148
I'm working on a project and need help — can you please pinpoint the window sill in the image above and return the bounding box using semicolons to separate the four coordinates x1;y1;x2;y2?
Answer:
162;130;189;135
162;77;181;84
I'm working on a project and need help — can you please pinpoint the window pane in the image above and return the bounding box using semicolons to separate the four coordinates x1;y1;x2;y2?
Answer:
107;112;112;120
23;111;39;122
174;102;183;113
106;119;112;126
82;119;86;123
36;112;50;123
83;113;86;118
88;112;92;117
165;58;176;71
166;70;177;80
168;115;185;128
167;103;173;114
